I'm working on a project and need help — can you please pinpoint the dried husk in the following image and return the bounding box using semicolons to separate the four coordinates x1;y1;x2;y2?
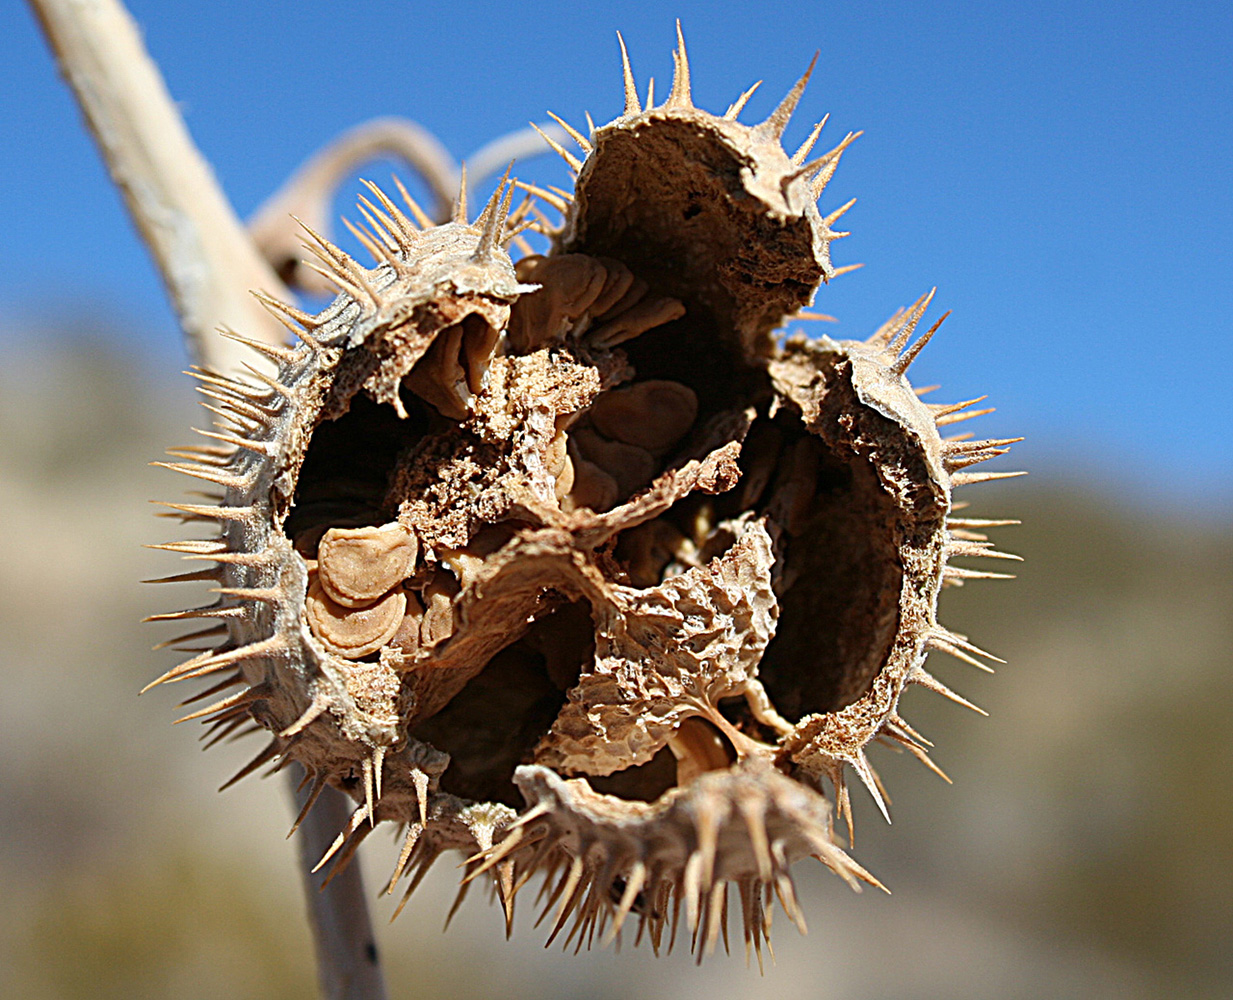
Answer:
150;29;1019;958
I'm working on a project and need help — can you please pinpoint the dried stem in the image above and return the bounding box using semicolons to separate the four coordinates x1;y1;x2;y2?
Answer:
28;0;287;377
291;769;389;1000
247;117;459;295
29;1;388;995
464;122;570;204
249;119;568;295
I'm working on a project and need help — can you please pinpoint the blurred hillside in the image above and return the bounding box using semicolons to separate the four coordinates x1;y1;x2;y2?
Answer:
0;339;1228;999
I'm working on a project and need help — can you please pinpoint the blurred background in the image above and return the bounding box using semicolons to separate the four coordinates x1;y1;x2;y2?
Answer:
1;2;1229;998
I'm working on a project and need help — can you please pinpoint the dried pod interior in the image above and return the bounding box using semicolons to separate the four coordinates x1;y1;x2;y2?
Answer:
150;28;1020;961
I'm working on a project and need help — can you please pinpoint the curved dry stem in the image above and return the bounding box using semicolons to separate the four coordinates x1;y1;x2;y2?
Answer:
248;118;458;294
463;122;570;203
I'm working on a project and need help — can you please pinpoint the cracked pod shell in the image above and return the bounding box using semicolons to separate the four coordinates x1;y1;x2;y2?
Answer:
149;29;1020;960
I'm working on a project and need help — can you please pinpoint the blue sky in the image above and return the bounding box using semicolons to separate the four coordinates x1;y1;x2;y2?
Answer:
3;1;1230;512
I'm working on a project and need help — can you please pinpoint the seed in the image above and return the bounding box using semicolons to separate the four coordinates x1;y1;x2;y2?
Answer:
668;717;733;786
563;456;619;513
420;568;461;648
590;380;698;454
594;273;647;322
508;254;608;352
572;427;656;499
545;428;568;477
588;294;685;349
405;323;468;419
317;522;417;608
388;591;427;660
554;453;576;501
460;314;501;394
588;257;636;316
305;575;406;659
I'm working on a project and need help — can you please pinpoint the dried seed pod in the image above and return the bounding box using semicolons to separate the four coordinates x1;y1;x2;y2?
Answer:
150;28;1019;959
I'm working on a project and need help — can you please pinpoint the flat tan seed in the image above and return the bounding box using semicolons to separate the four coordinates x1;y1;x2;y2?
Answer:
441;547;485;589
590;380;698;453
593;273;647;322
406;323;468;419
554;453;576;501
306;576;406;659
420;568;461;648
563;456;619;513
545;428;569;478
573;427;656;499
318;522;418;608
461;313;500;395
588;257;636;317
588;294;685;349
508;254;608;352
668;717;733;786
388;591;426;659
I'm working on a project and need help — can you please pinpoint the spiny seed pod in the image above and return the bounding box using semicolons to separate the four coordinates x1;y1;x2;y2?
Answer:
149;27;1020;962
